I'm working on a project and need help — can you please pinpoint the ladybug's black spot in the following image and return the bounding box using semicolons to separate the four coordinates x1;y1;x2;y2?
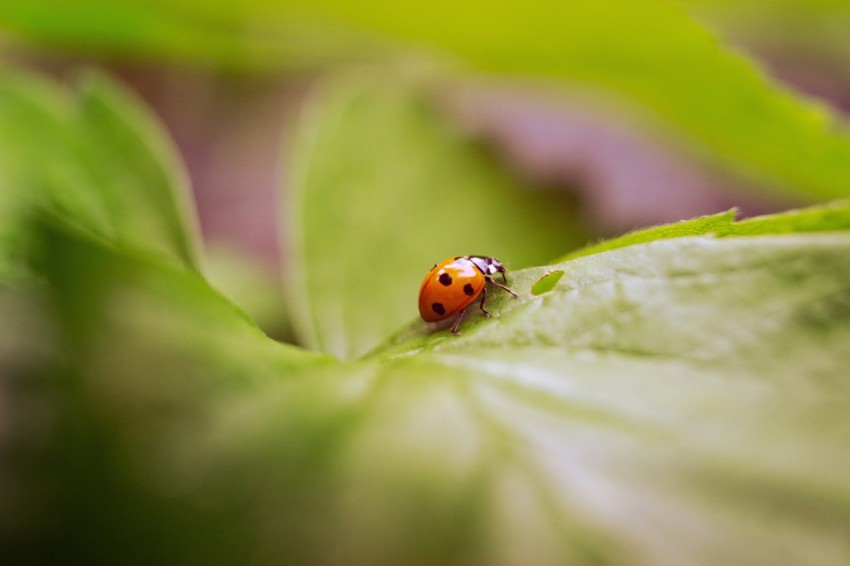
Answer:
463;283;475;296
432;302;446;316
439;273;453;286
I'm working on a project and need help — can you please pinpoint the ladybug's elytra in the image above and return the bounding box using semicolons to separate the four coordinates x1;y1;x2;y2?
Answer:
419;256;518;334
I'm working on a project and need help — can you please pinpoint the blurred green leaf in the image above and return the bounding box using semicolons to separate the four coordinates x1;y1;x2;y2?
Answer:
0;68;200;280
295;0;850;203
5;1;850;206
0;220;328;563
7;204;850;564
0;0;393;70
38;219;327;383
685;0;850;61
203;245;295;342
285;71;584;359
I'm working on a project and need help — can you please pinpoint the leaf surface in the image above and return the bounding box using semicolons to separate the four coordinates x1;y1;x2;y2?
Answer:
7;205;850;564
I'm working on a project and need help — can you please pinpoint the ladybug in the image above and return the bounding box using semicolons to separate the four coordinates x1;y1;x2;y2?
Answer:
419;256;518;334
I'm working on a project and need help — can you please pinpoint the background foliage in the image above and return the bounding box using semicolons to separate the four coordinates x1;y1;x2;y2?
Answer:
2;1;850;564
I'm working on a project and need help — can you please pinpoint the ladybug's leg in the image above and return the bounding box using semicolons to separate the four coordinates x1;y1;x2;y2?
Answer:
486;277;519;298
478;287;491;317
450;309;467;335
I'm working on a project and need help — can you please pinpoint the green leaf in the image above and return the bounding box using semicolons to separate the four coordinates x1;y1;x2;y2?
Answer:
729;198;850;235
291;0;850;202
0;220;328;563
36;220;327;376
6;2;850;206
425;233;850;361
559;199;850;262
73;72;201;266
560;209;737;261
0;0;392;71
363;210;850;562
0;68;200;279
685;0;850;59
7;205;850;564
285;71;584;359
374;202;850;357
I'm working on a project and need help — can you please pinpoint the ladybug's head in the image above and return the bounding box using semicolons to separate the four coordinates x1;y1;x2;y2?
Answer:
468;256;507;281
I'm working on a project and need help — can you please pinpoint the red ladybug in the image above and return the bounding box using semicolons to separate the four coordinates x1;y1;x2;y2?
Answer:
419;256;518;334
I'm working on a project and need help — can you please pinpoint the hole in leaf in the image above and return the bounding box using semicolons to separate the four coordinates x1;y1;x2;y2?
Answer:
531;270;564;295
